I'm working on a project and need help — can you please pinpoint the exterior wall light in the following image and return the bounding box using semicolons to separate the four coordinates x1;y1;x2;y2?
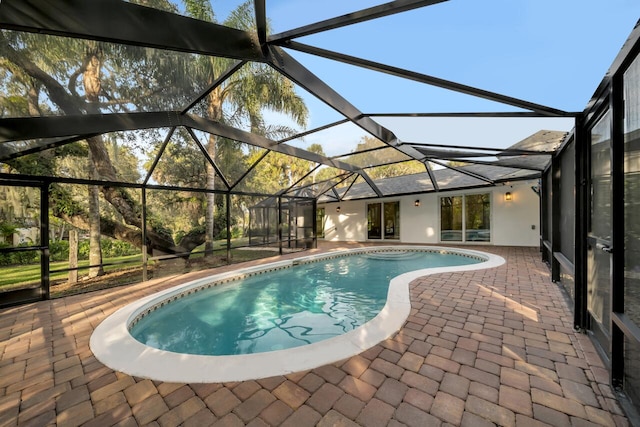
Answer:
505;192;512;201
414;199;420;207
336;206;341;213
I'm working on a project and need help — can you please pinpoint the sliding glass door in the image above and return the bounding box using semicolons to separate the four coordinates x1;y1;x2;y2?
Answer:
367;201;399;240
440;194;491;242
587;111;613;354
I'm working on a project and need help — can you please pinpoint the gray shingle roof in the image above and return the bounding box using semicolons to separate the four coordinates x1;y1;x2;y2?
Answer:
317;130;562;202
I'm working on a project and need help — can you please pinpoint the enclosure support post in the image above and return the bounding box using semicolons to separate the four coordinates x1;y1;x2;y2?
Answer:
142;187;148;282
610;71;625;389
226;192;231;264
312;199;317;249
574;114;588;330
40;182;50;300
550;155;561;282
278;196;283;256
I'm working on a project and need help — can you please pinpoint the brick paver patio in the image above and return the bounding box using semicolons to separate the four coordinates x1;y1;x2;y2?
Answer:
0;245;629;426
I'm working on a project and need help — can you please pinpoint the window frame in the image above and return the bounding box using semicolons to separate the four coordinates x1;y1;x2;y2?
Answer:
439;192;492;243
366;200;400;240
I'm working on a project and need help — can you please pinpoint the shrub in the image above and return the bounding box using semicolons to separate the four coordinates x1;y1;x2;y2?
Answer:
232;226;243;239
77;237;138;260
49;240;69;262
218;226;241;240
78;240;90;260
0;242;39;265
104;239;137;257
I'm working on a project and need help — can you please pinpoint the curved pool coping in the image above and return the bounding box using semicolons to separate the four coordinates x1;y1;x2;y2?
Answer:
90;246;504;383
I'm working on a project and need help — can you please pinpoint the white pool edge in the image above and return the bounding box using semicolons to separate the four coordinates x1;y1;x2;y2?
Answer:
90;246;505;383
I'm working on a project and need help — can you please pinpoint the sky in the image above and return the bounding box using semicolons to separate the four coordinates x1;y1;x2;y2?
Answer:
210;0;640;156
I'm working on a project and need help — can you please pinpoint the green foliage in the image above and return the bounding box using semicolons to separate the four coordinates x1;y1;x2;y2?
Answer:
0;222;18;239
175;224;205;244
184;0;215;22
146;216;174;243
49;239;69;261
218;226;243;240
0;243;39;265
49;184;85;217
78;238;138;260
100;238;139;258
340;136;426;181
0;0;311;257
7;152;55;177
146;130;207;187
55;142;88;158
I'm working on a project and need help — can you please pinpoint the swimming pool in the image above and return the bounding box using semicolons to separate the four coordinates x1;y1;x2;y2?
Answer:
90;246;504;382
130;249;482;356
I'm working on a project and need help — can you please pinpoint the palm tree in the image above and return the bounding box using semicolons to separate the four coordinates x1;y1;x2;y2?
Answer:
185;0;308;255
0;0;308;258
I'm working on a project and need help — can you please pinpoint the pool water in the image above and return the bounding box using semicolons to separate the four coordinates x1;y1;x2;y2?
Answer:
130;250;481;356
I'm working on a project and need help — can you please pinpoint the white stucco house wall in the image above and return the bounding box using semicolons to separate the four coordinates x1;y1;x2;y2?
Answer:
313;130;565;248
318;179;541;247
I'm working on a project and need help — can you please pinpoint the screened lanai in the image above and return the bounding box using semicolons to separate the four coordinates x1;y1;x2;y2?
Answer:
1;0;640;422
0;0;588;302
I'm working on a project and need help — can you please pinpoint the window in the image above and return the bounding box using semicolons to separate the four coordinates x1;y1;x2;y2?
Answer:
384;201;400;240
465;194;491;242
440;196;462;241
367;203;382;239
440;193;490;242
367;201;399;240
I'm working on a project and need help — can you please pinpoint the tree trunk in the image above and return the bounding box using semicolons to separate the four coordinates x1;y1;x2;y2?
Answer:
68;229;78;284
205;135;216;256
205;86;223;256
84;48;104;278
87;183;104;277
0;33;208;256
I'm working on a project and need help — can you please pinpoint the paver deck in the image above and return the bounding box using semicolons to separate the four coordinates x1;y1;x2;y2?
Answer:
0;244;630;426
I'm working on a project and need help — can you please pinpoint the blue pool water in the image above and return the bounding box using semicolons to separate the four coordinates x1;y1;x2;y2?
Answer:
130;250;482;356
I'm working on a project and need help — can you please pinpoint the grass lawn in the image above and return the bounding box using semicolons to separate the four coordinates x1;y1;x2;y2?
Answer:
0;237;286;295
0;254;142;291
187;237;251;258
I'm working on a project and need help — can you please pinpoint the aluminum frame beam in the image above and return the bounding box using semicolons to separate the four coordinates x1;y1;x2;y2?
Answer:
143;128;177;185
267;46;398;144
269;0;447;43
366;112;571;118
428;158;494;184
0;0;559;203
411;147;504;159
181;60;247;114
282;42;572;117
276;119;350;145
265;45;429;165
0;134;96;161
0;111;182;143
424;161;440;192
321;181;505;203
230;149;270;190
254;0;268;55
435;157;546;172
404;141;555;156
358;170;383;197
182;115;359;173
337;174;359;201
411;147;553;161
0;111;361;174
0;0;265;61
284;171;353;196
282;164;321;195
186;128;231;190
